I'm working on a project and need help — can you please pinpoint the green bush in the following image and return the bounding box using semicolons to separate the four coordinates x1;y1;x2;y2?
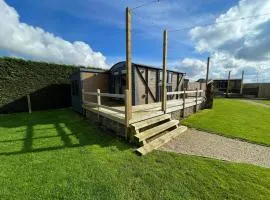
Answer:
0;57;80;113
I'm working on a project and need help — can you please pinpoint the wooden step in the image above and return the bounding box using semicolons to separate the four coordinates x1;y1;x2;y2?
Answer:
131;114;171;130
135;120;179;142
136;126;188;155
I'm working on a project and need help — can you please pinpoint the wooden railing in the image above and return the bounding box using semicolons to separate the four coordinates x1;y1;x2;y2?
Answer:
82;89;125;115
166;89;204;116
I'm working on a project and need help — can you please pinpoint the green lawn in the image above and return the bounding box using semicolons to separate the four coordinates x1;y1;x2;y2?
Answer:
0;109;269;199
182;98;270;146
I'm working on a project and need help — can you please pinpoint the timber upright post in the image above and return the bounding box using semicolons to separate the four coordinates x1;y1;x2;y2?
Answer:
240;70;244;95
27;94;32;114
97;89;101;120
226;70;231;97
206;57;210;84
125;7;132;139
162;30;168;113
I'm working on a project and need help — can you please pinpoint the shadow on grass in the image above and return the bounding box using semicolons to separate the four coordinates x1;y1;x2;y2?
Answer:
0;109;131;156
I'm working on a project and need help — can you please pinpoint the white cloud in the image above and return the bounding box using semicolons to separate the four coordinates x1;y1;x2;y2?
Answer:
170;58;207;81
181;0;270;83
0;0;109;68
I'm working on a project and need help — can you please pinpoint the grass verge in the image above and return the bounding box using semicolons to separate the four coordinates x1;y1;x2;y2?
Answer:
182;98;270;146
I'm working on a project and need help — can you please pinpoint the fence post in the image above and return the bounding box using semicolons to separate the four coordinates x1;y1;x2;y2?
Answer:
182;88;186;118
125;89;130;140
97;89;101;120
195;88;198;113
27;94;32;114
162;29;168;113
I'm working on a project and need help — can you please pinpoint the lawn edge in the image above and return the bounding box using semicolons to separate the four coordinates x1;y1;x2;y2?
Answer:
181;123;270;147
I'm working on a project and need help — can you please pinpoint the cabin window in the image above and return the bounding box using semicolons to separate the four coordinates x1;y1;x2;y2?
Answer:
72;80;79;96
121;70;127;74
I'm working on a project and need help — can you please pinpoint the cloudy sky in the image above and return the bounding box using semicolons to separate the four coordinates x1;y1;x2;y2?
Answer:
0;0;270;82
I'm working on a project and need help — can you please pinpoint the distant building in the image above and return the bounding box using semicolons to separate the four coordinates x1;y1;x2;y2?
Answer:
213;79;242;93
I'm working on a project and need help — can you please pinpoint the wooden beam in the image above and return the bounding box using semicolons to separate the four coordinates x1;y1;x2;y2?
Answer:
226;70;231;97
206;57;210;84
27;94;32;114
97;89;101;120
135;67;157;102
126;7;132;123
195;88;198;113
162;30;168;112
182;88;186;118
240;70;244;95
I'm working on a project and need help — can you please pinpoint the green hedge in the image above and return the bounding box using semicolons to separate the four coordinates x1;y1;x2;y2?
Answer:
0;57;80;113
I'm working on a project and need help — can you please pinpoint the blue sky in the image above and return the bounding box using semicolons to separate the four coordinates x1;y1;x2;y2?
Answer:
1;0;270;82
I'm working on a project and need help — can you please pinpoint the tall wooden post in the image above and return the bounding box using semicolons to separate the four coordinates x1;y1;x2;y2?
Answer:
125;7;132;124
27;94;32;114
240;70;244;95
206;57;210;84
226;71;231;97
195;88;198;113
182;88;186;118
97;89;101;120
162;30;168;113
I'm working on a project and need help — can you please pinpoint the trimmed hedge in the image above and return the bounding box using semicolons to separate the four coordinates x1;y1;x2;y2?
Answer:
0;57;79;113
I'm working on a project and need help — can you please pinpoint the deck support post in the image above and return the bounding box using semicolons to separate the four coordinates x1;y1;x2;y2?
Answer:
226;71;231;97
195;88;198;112
240;70;244;95
162;30;168;113
125;89;131;140
126;7;132;127
182;88;186;118
97;89;101;120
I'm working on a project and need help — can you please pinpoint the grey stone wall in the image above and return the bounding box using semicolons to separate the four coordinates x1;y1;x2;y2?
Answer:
85;110;126;137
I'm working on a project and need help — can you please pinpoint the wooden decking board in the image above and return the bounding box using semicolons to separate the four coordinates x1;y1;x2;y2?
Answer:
136;126;188;155
135;120;179;142
131;114;171;130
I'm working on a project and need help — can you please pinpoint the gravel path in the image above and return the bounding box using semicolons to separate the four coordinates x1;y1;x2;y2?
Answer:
160;128;270;168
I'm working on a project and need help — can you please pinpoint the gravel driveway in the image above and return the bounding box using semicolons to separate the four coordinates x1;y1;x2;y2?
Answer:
160;128;270;168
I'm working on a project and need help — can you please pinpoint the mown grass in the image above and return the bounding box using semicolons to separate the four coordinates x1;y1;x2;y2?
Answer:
0;109;269;199
182;98;270;146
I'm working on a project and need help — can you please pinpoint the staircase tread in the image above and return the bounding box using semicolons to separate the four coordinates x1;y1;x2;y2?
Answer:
135;120;179;142
136;126;188;155
131;114;171;130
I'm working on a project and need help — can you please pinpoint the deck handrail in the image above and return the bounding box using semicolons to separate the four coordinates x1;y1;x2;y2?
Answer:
167;90;203;95
82;89;126;119
83;91;125;99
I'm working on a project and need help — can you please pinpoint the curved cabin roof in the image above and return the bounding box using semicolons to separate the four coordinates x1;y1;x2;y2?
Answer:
110;61;185;75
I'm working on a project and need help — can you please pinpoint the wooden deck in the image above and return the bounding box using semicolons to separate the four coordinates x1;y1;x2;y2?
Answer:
83;97;203;125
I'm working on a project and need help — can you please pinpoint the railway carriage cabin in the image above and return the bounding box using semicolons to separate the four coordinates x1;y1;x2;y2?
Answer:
109;62;185;105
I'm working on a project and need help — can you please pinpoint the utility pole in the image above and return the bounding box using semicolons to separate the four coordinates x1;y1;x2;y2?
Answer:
125;7;132;132
206;57;210;84
162;29;168;112
226;70;231;97
240;70;244;95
